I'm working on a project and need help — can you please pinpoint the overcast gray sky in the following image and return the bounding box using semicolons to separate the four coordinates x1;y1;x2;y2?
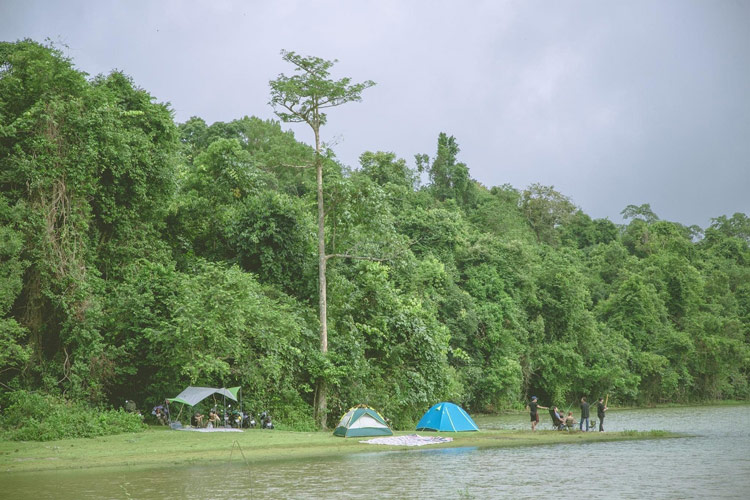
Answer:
2;0;749;228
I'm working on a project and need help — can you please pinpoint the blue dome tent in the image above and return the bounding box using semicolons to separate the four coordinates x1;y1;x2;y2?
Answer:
416;402;479;432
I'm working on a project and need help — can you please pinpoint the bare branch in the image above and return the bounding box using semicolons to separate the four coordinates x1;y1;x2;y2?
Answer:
279;163;314;169
57;347;71;386
325;253;391;262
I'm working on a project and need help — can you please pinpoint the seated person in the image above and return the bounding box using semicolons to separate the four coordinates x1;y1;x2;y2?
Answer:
208;410;222;428
549;407;565;430
565;411;577;429
153;406;168;425
194;412;205;427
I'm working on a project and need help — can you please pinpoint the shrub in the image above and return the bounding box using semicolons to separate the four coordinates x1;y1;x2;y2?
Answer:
272;407;317;432
0;390;146;441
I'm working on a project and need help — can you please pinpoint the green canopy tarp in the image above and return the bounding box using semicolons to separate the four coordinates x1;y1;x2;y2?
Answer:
167;386;240;407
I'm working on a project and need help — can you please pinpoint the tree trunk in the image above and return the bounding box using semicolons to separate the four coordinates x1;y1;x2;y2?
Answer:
313;126;328;429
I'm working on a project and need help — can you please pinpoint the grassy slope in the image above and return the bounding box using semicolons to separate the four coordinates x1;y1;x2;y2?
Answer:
0;427;679;473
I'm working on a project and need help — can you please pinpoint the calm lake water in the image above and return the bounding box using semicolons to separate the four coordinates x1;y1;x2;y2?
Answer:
1;405;748;499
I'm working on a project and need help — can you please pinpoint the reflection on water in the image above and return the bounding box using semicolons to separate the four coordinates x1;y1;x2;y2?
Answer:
2;406;748;499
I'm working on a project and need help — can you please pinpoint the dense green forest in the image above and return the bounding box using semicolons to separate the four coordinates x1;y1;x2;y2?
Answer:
1;40;748;431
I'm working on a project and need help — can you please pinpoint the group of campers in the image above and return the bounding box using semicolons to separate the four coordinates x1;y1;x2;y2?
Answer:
528;396;608;432
145;387;279;430
191;408;274;429
141;401;273;430
191;408;224;428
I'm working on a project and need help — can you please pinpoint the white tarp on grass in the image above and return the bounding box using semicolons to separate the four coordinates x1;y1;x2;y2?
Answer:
177;427;243;433
360;434;454;446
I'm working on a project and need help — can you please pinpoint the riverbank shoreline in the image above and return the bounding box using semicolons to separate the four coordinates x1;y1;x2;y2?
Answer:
0;427;680;474
488;399;750;415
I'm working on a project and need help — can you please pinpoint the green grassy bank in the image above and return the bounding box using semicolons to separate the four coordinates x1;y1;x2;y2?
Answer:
0;426;679;474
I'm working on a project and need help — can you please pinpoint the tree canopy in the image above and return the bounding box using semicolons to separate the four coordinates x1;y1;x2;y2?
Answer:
1;41;748;434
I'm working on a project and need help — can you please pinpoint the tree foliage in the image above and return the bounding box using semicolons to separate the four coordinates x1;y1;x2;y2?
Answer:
1;42;748;438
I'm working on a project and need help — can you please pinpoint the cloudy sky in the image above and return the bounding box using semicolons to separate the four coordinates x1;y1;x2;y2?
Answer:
2;0;748;228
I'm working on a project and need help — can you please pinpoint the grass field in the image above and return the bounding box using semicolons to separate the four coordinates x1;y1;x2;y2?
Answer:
0;426;679;474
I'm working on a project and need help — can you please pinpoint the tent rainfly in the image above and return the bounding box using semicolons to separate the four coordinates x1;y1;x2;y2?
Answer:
416;402;479;432
333;405;393;438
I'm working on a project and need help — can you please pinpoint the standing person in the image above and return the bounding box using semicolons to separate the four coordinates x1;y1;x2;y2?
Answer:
596;397;608;432
528;396;548;431
580;397;590;431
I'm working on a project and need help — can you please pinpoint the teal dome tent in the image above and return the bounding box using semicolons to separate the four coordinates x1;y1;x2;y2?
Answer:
416;402;479;432
333;405;393;437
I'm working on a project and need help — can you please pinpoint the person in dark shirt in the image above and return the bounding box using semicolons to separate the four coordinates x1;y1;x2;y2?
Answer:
528;396;548;431
596;397;608;432
580;397;590;431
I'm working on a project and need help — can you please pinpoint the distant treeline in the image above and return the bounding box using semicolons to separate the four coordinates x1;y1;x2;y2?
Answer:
1;40;748;429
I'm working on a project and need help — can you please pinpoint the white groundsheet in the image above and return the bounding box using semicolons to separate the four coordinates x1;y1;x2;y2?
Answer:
360;434;453;446
176;427;243;432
